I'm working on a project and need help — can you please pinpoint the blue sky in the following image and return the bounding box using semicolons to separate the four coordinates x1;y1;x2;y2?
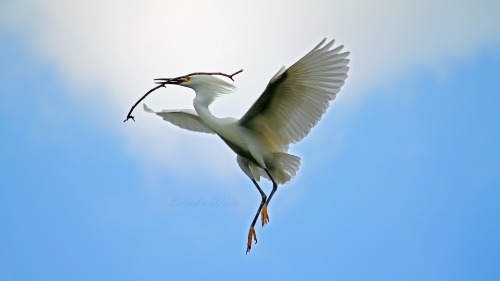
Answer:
1;1;500;280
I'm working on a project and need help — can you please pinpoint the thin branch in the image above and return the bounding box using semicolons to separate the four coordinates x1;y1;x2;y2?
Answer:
155;69;243;83
123;69;243;122
123;84;165;122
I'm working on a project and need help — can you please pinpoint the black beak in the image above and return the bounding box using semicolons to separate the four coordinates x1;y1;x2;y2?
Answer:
154;77;182;85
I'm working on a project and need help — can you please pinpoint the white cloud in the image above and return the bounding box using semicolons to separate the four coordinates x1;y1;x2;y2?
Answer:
2;0;499;181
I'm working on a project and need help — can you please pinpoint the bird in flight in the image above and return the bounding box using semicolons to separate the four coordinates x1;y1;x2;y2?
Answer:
143;38;349;253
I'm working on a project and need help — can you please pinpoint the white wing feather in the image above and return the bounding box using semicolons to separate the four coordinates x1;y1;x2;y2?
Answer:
239;38;350;151
143;104;214;134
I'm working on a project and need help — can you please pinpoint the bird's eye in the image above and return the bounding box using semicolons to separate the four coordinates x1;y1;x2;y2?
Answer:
181;76;191;83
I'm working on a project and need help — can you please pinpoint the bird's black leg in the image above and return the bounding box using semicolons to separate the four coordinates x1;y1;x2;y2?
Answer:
264;169;279;206
246;179;267;254
250;179;267;227
259;169;278;227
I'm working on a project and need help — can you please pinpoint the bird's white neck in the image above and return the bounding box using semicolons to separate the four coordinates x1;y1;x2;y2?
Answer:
189;76;234;130
193;92;219;128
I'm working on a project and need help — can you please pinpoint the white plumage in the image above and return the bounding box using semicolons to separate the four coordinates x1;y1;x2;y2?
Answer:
145;38;350;253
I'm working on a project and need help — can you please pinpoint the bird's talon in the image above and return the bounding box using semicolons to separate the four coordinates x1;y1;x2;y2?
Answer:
246;226;257;254
261;203;270;227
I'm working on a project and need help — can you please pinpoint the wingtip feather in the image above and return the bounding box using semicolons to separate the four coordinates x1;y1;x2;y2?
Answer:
143;103;154;113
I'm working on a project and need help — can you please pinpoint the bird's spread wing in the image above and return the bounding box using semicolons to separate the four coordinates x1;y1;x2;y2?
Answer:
143;104;215;134
239;39;349;151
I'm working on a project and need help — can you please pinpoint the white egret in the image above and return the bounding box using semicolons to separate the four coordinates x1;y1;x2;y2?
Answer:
143;39;349;253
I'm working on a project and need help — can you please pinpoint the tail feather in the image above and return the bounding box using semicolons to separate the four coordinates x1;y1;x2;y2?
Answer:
264;152;301;184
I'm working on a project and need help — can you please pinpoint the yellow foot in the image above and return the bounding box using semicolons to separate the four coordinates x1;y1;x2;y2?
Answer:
246;226;257;254
261;203;270;227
